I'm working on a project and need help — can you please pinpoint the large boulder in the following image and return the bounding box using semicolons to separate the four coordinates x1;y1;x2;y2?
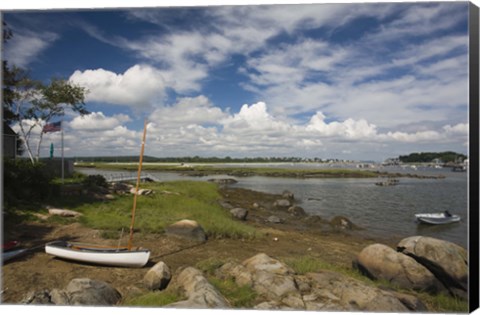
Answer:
143;261;172;291
305;271;410;312
397;236;468;298
167;267;229;309
242;253;298;300
64;278;121;306
353;243;444;293
165;219;207;242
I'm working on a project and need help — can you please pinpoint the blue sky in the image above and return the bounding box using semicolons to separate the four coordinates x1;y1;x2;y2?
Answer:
2;1;472;161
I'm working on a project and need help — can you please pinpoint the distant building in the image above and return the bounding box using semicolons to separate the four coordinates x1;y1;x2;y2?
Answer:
3;122;18;159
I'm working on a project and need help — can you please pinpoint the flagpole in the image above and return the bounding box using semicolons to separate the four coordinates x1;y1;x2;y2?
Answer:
61;120;64;184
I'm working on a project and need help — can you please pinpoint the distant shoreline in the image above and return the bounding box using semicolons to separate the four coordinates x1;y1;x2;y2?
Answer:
75;162;446;180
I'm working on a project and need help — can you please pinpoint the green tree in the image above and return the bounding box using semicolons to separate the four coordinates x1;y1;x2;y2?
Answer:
13;78;89;163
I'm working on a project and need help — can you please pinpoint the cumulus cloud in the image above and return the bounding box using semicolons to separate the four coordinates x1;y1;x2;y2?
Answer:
306;112;378;140
69;65;166;109
69;112;131;130
149;95;227;128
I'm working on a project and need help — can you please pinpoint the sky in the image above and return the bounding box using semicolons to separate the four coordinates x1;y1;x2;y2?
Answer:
2;0;472;162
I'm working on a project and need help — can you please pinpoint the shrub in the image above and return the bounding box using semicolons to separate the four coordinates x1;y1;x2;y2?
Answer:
82;174;108;190
3;159;55;210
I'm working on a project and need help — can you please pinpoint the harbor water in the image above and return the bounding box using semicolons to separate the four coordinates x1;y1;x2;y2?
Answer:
78;165;469;247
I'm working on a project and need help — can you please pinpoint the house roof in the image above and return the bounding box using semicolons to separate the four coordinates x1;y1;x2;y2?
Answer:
3;122;17;136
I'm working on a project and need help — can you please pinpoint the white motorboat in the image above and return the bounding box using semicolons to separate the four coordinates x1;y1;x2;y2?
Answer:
415;212;460;225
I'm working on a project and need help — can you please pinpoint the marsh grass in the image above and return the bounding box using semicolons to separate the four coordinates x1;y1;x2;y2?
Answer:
122;291;182;307
76;181;257;239
76;162;381;178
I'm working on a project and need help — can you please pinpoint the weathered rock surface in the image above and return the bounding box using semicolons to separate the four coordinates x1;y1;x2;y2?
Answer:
273;199;292;208
64;278;122;305
230;208;248;220
165;219;207;242
330;215;358;230
354;243;444;293
47;208;82;217
266;215;283;224
21;290;53;305
397;236;468;298
143;261;172;291
240;253;298;300
305;271;409;312
129;188;153;195
282;190;295;200
287;206;306;217
168;267;230;308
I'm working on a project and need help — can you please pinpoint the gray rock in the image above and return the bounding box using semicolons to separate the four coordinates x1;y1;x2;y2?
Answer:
330;216;358;230
242;253;298;300
165;219;207;242
218;200;234;209
216;261;253;287
266;215;283;224
243;253;294;275
254;301;281;309
167;267;230;308
273;199;292;208
306;271;409;312
65;278;121;306
21;290;53;305
391;291;428;311
230;208;248;220
287;206;306;217
143;261;172;291
282;190;295;200
354;243;444;293
47;208;82;217
397;236;468;298
50;289;70;305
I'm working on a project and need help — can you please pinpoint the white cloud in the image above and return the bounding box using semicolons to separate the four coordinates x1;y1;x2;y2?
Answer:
149;95;227;128
306;112;378;140
69;112;131;130
69;65;167;109
4;30;58;67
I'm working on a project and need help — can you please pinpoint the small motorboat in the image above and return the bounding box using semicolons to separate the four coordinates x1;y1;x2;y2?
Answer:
415;211;460;225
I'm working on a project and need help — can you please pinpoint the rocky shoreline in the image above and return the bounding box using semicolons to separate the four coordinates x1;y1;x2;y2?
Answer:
1;181;468;311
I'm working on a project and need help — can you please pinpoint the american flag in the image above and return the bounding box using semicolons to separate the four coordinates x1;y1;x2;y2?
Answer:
42;121;62;133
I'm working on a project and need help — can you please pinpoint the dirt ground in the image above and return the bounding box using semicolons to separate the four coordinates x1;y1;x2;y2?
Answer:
1;187;401;305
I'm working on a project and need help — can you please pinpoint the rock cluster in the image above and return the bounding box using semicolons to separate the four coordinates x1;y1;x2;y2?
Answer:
353;236;468;299
25;247;460;311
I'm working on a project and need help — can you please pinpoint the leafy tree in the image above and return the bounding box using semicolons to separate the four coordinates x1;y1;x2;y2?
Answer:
13;78;89;163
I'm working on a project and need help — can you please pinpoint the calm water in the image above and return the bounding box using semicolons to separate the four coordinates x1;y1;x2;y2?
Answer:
79;165;469;247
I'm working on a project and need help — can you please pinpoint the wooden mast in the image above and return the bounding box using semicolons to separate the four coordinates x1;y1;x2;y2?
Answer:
127;119;148;250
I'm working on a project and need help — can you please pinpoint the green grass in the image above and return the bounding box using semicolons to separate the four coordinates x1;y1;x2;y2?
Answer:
208;277;257;308
122;291;182;307
417;292;469;313
76;181;258;239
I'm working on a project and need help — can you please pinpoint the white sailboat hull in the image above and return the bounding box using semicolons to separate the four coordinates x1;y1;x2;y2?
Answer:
45;241;150;268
